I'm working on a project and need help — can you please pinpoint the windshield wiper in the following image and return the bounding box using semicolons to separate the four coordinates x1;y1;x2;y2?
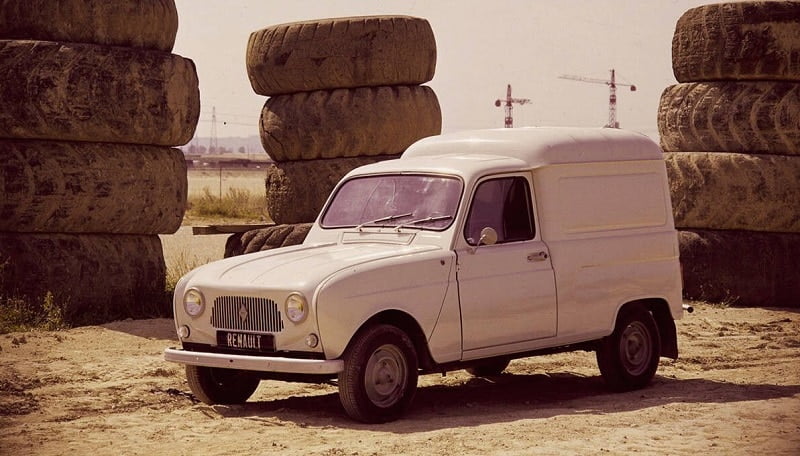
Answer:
394;215;453;231
356;212;414;231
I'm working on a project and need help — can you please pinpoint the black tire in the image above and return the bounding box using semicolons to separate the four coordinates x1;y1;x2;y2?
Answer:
664;152;800;233
1;140;187;234
259;86;441;162
0;233;167;325
596;306;661;391
265;156;398;224
657;81;800;155
0;39;200;146
672;2;800;82
338;324;418;423
466;358;510;377
185;365;260;405
246;15;436;96
679;229;800;307
224;223;313;258
0;0;179;51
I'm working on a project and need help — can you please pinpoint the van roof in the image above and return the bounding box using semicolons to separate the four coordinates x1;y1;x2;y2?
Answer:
401;127;663;167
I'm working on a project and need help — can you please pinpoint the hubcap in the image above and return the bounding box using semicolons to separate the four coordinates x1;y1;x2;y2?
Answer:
619;321;652;376
364;344;407;407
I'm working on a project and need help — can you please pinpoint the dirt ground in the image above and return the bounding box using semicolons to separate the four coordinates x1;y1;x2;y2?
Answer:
1;303;798;455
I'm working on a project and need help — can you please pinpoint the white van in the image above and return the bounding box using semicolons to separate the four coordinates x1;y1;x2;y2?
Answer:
165;127;684;423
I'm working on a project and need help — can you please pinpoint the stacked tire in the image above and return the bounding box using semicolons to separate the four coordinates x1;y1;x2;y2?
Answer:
230;15;441;255
658;1;800;307
0;0;200;324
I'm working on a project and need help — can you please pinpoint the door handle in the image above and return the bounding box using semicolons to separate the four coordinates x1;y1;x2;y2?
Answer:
527;251;549;262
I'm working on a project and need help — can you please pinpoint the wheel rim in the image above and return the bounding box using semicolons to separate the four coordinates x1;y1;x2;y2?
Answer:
364;344;408;408
619;321;652;376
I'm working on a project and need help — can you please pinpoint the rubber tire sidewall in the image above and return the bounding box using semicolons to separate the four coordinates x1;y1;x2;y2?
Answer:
0;39;200;146
338;324;418;423
672;2;800;82
664;152;800;233
1;140;187;234
466;358;510;377
0;0;179;51
596;306;661;392
259;86;441;162
246;15;436;95
678;229;800;307
0;233;166;325
186;365;260;405
657;81;800;156
224;223;313;257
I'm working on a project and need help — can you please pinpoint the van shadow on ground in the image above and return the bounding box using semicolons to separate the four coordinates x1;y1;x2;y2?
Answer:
210;371;800;432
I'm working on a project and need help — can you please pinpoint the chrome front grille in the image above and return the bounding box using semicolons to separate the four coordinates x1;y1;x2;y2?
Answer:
210;296;284;332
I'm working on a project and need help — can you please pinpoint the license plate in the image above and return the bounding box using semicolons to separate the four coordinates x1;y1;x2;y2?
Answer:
217;331;274;352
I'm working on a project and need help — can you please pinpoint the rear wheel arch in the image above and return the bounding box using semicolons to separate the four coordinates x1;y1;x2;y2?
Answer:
616;299;678;360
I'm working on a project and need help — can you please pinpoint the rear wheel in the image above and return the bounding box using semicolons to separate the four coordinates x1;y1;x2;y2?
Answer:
186;365;260;405
466;358;510;377
596;306;661;391
338;324;418;423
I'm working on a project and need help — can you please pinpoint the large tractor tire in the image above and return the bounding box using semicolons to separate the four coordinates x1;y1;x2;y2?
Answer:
259;86;441;162
678;229;800;308
0;233;168;324
672;1;800;82
224;224;312;258
265;156;398;224
0;140;187;234
0;39;199;146
658;81;800;155
0;0;179;51
247;15;436;96
664;152;800;233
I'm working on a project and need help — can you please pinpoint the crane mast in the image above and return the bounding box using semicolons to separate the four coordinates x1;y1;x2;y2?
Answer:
494;84;530;128
559;69;636;128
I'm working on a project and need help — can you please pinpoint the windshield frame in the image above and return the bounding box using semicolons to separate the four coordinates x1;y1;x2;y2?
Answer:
319;172;464;232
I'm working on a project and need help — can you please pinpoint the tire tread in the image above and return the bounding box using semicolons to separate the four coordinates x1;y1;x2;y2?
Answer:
246;15;436;95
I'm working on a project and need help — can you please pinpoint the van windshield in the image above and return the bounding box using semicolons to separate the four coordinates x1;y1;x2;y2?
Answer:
321;174;462;231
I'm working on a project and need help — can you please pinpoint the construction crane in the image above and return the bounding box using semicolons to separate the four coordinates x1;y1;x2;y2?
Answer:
559;69;636;128
494;84;530;128
209;106;219;152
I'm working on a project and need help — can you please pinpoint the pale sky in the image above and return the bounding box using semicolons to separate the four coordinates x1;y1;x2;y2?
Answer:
173;0;714;142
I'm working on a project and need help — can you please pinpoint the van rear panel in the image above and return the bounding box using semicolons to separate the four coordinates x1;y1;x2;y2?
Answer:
532;159;682;337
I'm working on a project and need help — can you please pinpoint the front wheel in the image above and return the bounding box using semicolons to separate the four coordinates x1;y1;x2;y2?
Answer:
338;324;418;423
596;306;661;391
186;365;260;404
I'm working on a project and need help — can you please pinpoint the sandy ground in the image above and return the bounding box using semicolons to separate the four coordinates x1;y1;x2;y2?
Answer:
1;303;798;455
159;225;230;276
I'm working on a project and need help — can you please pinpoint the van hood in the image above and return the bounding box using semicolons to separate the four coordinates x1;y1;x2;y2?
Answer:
186;242;441;291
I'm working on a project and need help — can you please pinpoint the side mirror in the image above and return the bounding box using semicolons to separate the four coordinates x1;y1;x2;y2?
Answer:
478;227;498;246
470;227;498;254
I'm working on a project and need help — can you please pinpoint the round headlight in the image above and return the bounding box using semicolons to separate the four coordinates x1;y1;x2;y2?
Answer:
285;292;308;323
183;288;205;317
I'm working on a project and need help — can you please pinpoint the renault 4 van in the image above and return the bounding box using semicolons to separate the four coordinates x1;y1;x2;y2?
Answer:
165;127;684;423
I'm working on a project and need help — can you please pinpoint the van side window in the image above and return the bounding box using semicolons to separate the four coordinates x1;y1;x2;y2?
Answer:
464;176;535;246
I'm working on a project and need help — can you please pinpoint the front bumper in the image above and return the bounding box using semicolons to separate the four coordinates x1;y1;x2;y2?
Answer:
164;348;344;375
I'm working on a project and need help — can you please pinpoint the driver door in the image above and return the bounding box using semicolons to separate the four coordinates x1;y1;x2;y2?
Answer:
456;174;557;356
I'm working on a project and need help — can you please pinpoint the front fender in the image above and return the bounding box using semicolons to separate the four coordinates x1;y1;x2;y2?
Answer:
314;250;455;360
